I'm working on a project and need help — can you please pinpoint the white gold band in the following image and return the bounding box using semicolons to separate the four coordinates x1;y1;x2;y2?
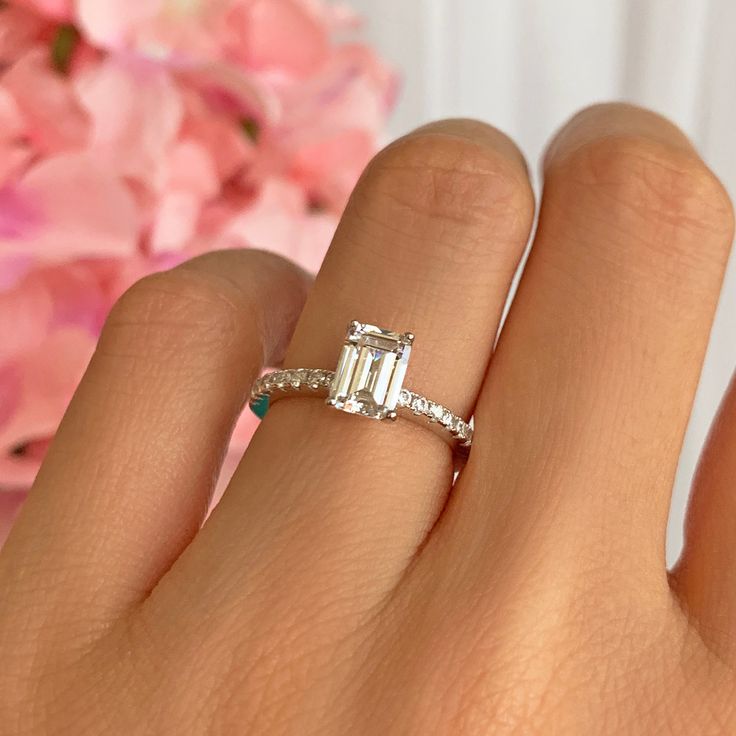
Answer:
249;368;473;451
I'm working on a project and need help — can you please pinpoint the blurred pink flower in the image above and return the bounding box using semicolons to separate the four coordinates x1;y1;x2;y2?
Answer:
0;5;53;64
18;0;74;22
0;259;150;488
0;0;395;544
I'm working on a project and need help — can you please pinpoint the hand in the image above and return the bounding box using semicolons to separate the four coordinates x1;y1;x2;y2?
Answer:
2;103;735;735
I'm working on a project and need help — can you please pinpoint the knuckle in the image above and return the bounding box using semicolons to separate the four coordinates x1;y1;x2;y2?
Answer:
101;268;253;362
550;132;734;263
354;130;533;258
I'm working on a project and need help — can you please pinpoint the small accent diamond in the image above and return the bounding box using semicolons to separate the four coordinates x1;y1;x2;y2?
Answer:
412;396;429;415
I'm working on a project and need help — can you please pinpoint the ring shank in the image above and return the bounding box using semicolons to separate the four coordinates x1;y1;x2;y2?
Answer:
249;369;473;453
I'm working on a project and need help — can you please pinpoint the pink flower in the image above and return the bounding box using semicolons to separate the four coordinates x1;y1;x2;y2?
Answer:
3;47;90;154
216;178;337;273
0;0;396;545
0;5;53;65
0;257;180;496
76;0;227;60
75;57;183;183
222;0;331;77
0;263;120;490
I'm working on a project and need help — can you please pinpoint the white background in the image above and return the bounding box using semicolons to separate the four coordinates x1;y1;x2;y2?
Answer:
350;0;736;563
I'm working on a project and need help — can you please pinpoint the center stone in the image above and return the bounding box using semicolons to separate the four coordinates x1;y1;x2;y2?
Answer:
327;321;413;420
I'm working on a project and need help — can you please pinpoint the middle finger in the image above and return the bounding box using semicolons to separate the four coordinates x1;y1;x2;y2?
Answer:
452;104;734;581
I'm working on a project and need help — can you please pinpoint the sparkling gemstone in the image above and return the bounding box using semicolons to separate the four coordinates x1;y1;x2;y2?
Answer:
327;321;413;420
313;371;329;388
430;403;444;422
412;396;429;414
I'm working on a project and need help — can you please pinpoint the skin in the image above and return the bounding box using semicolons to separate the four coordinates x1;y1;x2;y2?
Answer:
1;103;735;735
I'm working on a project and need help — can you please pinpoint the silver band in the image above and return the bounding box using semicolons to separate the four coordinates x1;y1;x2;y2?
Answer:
249;368;473;451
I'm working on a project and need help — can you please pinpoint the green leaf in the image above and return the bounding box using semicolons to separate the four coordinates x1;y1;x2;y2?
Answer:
240;118;261;143
51;24;80;75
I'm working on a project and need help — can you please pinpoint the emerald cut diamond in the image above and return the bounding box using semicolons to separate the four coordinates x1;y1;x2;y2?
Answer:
327;321;413;420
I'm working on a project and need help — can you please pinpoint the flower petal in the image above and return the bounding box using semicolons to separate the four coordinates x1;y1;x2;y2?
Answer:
0;327;95;491
76;0;162;48
220;178;335;273
0;268;53;363
180;88;254;180
74;57;183;188
2;48;90;154
223;0;329;76
166;139;219;198
0;6;49;65
2;152;140;261
150;191;201;253
290;128;374;210
21;0;74;21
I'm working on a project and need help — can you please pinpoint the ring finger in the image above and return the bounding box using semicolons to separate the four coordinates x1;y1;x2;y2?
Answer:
159;119;535;621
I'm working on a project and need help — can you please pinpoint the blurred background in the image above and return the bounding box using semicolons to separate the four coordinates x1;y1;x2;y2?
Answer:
351;0;736;563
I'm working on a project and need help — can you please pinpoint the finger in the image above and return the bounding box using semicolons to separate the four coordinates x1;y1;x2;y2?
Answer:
163;120;535;622
452;104;734;578
672;372;736;658
0;251;310;627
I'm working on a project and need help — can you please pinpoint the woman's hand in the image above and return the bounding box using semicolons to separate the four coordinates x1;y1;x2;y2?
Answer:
2;103;735;735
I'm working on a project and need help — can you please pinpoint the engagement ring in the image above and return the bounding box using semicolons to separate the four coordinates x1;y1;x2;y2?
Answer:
250;321;473;453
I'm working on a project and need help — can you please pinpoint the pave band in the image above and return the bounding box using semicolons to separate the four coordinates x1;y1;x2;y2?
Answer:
249;368;473;450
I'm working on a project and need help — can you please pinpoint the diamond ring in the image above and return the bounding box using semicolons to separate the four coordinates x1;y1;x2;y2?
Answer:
249;321;473;452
